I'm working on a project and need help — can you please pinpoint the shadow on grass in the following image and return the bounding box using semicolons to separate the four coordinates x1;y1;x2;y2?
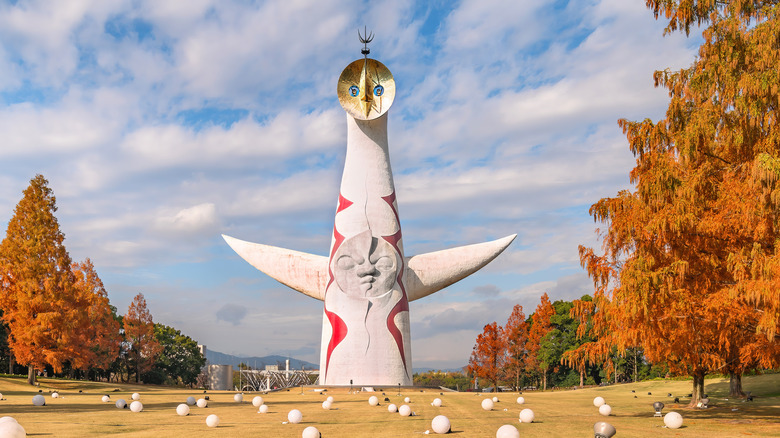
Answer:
0;400;195;415
619;403;780;422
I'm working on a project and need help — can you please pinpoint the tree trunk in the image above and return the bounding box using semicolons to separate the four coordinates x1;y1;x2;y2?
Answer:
134;350;140;383
542;369;547;391
729;371;746;398
580;369;584;387
688;369;705;408
27;365;35;385
9;355;14;374
633;356;638;382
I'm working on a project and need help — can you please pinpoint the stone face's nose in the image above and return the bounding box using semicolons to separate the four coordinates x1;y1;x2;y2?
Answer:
356;259;378;278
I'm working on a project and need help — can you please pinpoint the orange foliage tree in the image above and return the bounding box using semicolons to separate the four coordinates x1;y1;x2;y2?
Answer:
525;293;555;390
467;321;505;391
503;304;529;390
575;0;780;406
123;293;162;383
0;175;79;384
71;259;122;375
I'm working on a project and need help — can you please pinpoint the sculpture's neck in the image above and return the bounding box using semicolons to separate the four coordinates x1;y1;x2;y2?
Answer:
334;113;401;245
342;113;392;193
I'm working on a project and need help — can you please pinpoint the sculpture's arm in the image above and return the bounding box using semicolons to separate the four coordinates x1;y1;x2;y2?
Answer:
222;234;329;301
404;234;516;302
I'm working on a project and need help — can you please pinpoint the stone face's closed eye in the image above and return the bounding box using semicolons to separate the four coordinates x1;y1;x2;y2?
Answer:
337;255;358;271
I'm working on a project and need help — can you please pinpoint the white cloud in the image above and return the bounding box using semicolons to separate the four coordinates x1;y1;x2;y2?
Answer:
119;109;343;169
154;203;218;235
0;98;122;157
0;0;702;366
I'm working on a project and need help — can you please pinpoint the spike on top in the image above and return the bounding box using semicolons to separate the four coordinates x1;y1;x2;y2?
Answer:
359;26;373;57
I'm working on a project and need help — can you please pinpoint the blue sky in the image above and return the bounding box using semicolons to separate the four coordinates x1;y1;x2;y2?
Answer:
0;0;701;370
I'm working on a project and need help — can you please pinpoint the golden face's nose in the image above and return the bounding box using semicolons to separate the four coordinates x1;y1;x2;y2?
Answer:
359;59;373;117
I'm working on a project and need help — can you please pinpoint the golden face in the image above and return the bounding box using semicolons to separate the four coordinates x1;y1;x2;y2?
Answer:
337;58;396;120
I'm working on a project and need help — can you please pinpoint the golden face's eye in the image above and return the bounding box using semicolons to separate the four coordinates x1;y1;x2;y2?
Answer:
337;58;395;120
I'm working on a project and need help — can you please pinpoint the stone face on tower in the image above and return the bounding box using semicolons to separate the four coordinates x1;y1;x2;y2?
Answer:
222;39;515;386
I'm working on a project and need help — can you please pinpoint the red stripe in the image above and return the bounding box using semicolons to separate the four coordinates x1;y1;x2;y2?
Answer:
324;193;352;380
383;229;409;376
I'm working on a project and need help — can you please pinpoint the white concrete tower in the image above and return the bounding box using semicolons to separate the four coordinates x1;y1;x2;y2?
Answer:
222;32;515;386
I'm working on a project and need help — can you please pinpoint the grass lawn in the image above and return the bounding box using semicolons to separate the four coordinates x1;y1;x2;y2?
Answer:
0;373;778;437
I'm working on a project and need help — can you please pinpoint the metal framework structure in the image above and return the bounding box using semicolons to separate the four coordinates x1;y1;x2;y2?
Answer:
238;369;319;391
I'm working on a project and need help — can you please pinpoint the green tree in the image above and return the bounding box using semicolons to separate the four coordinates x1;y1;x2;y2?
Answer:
0;175;79;384
538;299;592;388
413;371;471;390
151;323;205;386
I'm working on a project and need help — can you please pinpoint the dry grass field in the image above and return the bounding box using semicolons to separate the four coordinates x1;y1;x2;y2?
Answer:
0;373;778;437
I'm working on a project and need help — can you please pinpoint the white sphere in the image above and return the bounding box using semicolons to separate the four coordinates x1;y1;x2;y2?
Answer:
387;403;397;413
599;404;612;416
368;395;379;406
51;392;59;399
481;398;494;411
399;404;412;417
432;397;442;407
252;396;264;407
516;396;525;404
326;396;334;403
593;396;605;407
0;417;18;424
492;396;498;403
431;415;451;434
0;393;3;400
664;411;683;429
197;398;208;408
131;393;140;401
206;414;219;428
302;426;321;438
0;421;26;438
519;408;535;423
322;400;332;410
32;395;45;406
288;409;302;424
186;396;196;406
130;401;143;412
258;404;269;413
101;395;110;403
116;399;127;409
234;393;243;403
496;424;520;438
176;403;190;416
404;397;411;403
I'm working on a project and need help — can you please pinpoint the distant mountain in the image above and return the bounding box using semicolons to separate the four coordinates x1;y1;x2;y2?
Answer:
205;349;318;371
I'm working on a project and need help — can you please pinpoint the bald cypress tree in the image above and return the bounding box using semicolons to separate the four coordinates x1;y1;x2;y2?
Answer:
0;175;77;384
575;0;780;406
467;321;506;391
